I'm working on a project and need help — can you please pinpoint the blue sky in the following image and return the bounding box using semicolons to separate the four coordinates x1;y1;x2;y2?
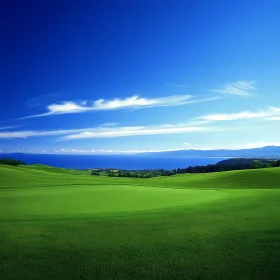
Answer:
1;0;280;154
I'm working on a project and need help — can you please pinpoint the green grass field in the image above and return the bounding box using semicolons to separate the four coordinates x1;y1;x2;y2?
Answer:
1;164;280;279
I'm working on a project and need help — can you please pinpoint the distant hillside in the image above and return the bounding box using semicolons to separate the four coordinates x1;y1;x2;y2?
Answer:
216;158;276;166
140;146;280;158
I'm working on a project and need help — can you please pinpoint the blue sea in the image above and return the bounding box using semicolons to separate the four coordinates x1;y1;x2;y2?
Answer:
0;154;228;170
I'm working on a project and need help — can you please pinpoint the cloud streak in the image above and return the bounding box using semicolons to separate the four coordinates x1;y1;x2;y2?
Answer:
236;141;280;149
98;122;118;127
0;123;215;139
197;106;280;122
18;95;219;119
211;81;255;96
63;125;213;140
0;125;22;130
0;128;91;139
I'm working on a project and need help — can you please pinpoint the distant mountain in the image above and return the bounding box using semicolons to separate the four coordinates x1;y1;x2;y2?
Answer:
140;146;280;158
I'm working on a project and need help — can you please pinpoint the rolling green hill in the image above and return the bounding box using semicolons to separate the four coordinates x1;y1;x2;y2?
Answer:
1;164;280;279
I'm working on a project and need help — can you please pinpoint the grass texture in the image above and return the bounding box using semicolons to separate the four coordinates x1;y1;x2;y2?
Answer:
1;164;280;279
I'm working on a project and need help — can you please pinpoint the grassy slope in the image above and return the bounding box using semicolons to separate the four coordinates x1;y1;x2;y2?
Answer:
1;164;280;279
2;163;280;189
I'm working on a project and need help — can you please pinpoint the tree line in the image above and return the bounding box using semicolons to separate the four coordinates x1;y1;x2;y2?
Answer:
175;159;280;174
91;158;280;178
91;168;177;178
0;158;26;166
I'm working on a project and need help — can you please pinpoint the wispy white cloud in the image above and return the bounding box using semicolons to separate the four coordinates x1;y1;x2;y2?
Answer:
0;123;215;140
197;106;280;122
182;142;280;150
62;125;214;140
0;128;90;139
19;95;219;119
3;141;280;155
267;117;280;121
98;122;118;127
0;125;22;130
211;81;255;97
31;141;280;154
236;141;280;149
266;107;280;120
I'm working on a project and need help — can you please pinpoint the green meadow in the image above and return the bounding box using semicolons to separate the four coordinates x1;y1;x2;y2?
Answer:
1;164;280;280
